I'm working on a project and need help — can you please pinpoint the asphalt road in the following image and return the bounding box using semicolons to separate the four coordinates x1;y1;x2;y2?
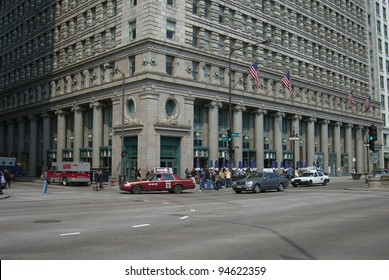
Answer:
1;177;388;260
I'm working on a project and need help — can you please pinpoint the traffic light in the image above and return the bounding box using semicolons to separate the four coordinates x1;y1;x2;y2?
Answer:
227;129;233;154
369;140;375;151
368;125;374;142
372;125;377;141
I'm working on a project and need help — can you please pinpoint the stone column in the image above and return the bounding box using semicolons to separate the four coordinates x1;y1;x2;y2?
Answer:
90;100;104;169
28;115;38;176
207;100;221;165
333;121;342;176
355;125;364;173
306;116;316;167
273;111;284;173
233;102;245;166
291;114;301;169
320;118;330;173
72;105;84;162
17;118;26;159
55;108;67;162
345;123;353;173
41;113;51;168
254;107;267;172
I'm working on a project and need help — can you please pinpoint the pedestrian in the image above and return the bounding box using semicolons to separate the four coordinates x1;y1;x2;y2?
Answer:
41;167;48;195
136;168;142;180
204;168;211;190
199;169;205;191
225;168;231;188
185;168;190;179
287;167;293;180
4;169;11;188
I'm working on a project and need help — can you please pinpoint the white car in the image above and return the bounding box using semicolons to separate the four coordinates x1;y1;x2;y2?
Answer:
291;170;329;187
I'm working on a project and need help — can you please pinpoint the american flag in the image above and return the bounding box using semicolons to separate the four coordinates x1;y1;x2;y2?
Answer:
248;60;260;89
282;70;293;97
347;91;356;109
364;95;372;112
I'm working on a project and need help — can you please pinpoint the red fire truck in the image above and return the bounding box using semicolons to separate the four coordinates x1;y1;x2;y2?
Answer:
47;162;91;186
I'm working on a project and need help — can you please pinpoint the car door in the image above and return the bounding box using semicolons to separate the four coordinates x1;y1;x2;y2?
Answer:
146;174;162;191
162;174;174;191
261;173;272;190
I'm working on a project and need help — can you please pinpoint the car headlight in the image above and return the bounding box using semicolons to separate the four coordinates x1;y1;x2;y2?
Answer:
246;181;253;187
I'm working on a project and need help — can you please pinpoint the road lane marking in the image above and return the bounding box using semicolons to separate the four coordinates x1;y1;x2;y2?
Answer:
132;224;150;228
60;232;80;236
180;216;189;220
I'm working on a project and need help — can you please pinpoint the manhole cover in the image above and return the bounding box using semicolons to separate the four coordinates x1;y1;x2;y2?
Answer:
33;220;61;224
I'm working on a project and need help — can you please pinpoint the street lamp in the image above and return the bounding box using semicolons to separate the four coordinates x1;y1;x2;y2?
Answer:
104;63;126;185
289;131;299;177
228;40;270;160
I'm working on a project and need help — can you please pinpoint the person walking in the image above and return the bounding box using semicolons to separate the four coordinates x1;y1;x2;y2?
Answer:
4;169;11;188
204;168;211;190
41;168;48;195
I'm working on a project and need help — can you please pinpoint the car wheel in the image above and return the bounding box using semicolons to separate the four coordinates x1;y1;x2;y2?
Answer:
131;185;142;194
173;185;183;194
308;180;313;186
277;183;284;191
253;184;260;193
322;180;327;186
62;177;68;186
234;190;242;194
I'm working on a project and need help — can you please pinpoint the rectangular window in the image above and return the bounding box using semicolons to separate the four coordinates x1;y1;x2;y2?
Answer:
167;0;174;5
204;30;211;50
91;7;96;25
251;18;256;35
218;35;225;54
82;12;87;29
82;40;86;58
128;55;135;76
166;55;174;76
204;64;210;82
112;0;117;15
192;61;199;80
130;0;137;7
242;42;248;60
218;5;225;23
167;20;175;39
204;0;211;18
100;65;105;83
129;21;136;41
229;9;235;27
218;68;225;85
192;0;198;14
110;27;116;47
192;26;199;47
242;14;247;32
90;36;95;55
101;31;106;51
102;1;107;19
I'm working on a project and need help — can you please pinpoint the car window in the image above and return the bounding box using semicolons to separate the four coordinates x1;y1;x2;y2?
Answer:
163;174;174;181
151;174;162;181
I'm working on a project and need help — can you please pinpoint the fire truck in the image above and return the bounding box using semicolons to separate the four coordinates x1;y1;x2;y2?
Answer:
47;162;91;186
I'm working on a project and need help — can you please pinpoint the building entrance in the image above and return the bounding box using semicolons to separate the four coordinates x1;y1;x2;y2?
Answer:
160;137;180;174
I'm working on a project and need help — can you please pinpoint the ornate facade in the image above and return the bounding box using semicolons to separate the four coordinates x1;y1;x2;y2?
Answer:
0;0;382;179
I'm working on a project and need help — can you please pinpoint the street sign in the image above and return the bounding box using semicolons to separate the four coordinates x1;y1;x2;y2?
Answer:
370;153;379;164
231;133;240;137
219;137;229;141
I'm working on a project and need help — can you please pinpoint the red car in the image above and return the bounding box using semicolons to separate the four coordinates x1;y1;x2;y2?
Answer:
120;172;195;194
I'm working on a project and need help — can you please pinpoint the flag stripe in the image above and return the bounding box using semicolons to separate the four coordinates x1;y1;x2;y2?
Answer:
364;95;372;112
282;70;293;97
347;91;356;109
248;60;260;89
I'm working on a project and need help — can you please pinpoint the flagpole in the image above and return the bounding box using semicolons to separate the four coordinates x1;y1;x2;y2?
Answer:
228;40;269;161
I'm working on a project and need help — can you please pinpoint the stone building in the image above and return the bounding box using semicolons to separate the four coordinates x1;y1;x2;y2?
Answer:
0;0;382;179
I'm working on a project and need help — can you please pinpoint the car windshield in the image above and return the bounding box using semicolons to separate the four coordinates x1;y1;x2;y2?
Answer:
245;173;262;178
299;172;314;177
